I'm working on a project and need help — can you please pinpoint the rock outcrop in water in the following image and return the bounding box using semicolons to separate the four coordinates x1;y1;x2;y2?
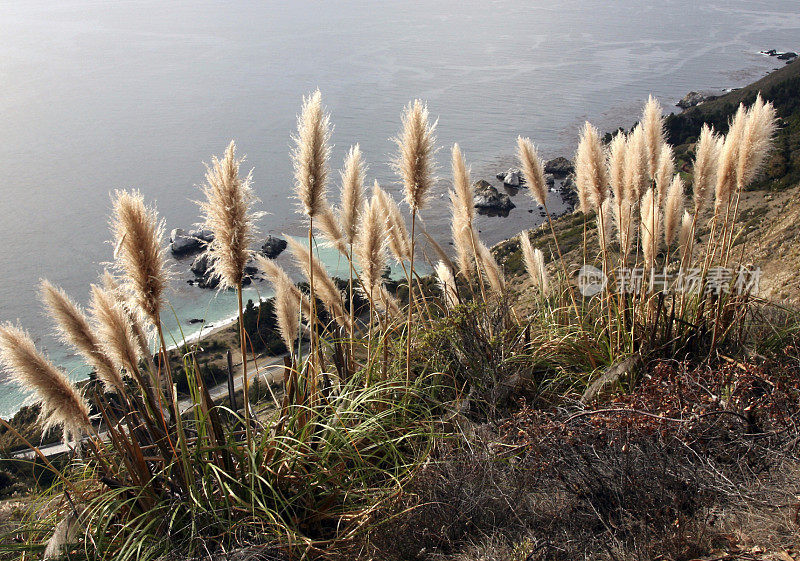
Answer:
170;228;214;256
496;168;524;187
261;235;288;259
676;91;718;109
544;157;574;176
473;180;515;215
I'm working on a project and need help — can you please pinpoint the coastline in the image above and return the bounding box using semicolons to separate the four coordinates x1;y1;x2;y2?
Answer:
0;55;794;421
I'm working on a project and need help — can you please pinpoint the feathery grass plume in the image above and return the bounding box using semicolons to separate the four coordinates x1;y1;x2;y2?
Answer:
101;271;152;363
435;261;459;309
292;89;331;219
373;182;412;263
692;124;722;213
255;255;313;323
575;121;609;212
449;144;479;277
640;187;660;271
355;196;388;303
654;143;674;203
517;136;547;206
286;237;350;330
89;284;141;377
451;144;475;223
476;240;505;296
255;257;300;353
607;131;627;200
198;141;260;290
623;125;648;202
316;205;348;255
0;324;92;441
642;95;666;179
519;233;548;294
109;189;167;326
340;144;366;245
664;175;685;248
678;210;693;265
599;198;614;253
715;103;747;212
736;94;777;189
393;100;437;212
614;197;634;257
40;280;124;394
450;194;476;278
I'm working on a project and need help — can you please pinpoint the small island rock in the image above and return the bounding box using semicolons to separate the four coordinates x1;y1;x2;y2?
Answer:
676;91;717;109
473;180;515;213
170;228;215;256
261;235;288;259
544;157;574;175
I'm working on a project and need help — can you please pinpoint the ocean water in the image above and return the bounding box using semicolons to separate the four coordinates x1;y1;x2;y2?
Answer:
0;0;796;417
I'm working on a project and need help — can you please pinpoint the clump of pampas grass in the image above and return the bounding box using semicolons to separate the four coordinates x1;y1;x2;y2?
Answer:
0;324;92;441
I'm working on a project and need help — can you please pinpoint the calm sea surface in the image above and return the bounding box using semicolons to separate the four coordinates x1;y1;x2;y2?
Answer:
0;0;797;417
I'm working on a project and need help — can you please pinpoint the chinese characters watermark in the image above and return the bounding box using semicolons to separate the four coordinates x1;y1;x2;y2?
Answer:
577;265;761;297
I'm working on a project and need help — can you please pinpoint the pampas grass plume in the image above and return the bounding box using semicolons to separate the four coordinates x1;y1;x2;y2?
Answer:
435;261;459;309
394;99;437;212
715;103;747;212
519;233;548;294
678;210;693;264
89;284;141;377
41;280;124;393
737;94;777;189
623;125;648;202
614;197;634;257
292;89;331;219
109;189;167;326
655;143;674;203
340;144;366;245
0;324;92;441
476;241;505;296
286;237;350;330
641;187;660;270
575;121;609;211
355;196;388;301
373;181;412;263
607;131;627;200
664;175;684;247
642;95;666;178
199;141;260;291
692;124;722;213
517;136;547;206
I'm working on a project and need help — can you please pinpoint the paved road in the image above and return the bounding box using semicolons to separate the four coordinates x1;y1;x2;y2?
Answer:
11;354;288;460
